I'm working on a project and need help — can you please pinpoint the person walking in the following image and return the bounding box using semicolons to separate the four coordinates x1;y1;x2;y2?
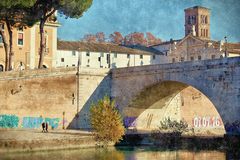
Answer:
45;122;48;132
41;122;45;132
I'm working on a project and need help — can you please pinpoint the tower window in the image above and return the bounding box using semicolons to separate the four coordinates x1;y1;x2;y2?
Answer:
140;55;143;59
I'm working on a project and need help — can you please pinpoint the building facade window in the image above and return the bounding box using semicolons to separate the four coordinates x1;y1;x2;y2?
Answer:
190;57;194;61
72;51;76;56
180;57;184;62
211;55;215;59
17;33;24;46
198;56;201;60
152;55;156;60
140;55;143;59
61;58;64;62
86;52;90;56
0;24;4;44
114;53;117;58
127;54;130;58
0;64;4;72
0;35;2;44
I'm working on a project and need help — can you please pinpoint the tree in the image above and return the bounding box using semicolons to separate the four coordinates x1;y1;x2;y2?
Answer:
124;32;147;46
0;0;36;71
90;96;125;147
109;32;123;45
96;32;105;42
32;0;93;68
82;34;97;42
146;32;161;46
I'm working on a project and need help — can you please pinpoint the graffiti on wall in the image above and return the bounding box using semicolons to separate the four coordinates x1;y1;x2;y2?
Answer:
0;114;19;128
124;117;137;128
193;116;222;128
22;117;60;129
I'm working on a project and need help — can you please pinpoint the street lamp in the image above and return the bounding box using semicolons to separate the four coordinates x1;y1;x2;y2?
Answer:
224;36;228;58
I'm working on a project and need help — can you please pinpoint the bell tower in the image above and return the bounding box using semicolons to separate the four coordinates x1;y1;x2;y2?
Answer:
184;6;210;40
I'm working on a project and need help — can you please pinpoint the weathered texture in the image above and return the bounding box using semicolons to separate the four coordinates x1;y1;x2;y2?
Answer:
111;57;240;135
0;67;110;130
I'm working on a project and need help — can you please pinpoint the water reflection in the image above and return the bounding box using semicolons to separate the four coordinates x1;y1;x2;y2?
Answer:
1;147;226;160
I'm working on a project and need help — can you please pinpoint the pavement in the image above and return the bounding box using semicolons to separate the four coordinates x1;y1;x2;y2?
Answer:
0;128;92;141
0;129;95;153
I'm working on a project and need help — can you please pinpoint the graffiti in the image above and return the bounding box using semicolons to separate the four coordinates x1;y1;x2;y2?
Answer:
22;117;60;129
0;114;19;128
193;116;222;128
124;117;137;128
45;118;60;129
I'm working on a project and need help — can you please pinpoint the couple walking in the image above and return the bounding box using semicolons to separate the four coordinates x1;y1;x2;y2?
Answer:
42;122;49;132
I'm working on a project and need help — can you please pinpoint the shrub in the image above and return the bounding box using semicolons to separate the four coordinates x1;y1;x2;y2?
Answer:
90;96;125;146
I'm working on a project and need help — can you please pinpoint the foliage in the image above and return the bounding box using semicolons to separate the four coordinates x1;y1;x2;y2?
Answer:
109;32;124;44
159;117;189;135
32;0;93;68
0;0;37;71
90;96;125;147
150;118;189;147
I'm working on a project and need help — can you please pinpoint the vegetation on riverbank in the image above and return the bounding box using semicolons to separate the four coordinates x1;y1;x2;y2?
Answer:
90;96;125;147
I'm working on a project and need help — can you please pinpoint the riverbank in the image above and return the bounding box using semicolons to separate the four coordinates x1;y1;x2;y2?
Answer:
0;129;96;153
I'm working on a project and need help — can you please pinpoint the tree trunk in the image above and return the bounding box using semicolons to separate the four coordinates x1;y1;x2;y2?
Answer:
6;21;13;71
38;19;45;69
0;27;9;71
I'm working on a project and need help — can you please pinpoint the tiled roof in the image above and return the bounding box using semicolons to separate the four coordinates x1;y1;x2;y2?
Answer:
57;41;155;55
123;45;164;55
150;39;182;47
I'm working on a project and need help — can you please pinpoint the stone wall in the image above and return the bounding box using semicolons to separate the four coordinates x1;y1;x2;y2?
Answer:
0;67;110;130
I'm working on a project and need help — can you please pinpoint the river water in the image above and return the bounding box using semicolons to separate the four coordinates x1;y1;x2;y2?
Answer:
2;146;234;160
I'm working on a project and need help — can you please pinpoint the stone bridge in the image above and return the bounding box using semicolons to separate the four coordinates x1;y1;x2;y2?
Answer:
111;57;240;135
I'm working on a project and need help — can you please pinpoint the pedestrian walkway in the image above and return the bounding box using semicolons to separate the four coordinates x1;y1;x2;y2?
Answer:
0;129;95;153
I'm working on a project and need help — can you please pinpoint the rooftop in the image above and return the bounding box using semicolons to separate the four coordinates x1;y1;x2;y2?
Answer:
57;41;157;55
184;6;210;11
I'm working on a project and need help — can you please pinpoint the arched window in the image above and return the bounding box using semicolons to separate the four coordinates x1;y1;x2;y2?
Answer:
0;64;4;72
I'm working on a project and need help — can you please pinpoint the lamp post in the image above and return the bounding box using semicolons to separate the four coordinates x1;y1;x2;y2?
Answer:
76;50;81;114
224;36;228;58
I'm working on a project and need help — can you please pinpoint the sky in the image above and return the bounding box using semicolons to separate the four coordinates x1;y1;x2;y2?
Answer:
57;0;240;42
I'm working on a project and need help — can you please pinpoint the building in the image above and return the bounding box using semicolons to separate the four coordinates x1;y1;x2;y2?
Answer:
0;14;59;72
57;41;166;69
152;6;240;63
184;6;210;40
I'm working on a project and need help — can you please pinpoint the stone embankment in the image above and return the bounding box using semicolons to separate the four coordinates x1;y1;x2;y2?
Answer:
0;129;96;153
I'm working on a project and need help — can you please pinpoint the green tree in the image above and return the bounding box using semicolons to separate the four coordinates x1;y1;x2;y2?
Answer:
0;0;36;71
32;0;93;68
159;117;189;135
90;96;125;147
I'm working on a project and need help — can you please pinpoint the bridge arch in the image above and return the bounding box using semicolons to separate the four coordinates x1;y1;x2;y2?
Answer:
121;80;225;135
111;57;240;135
